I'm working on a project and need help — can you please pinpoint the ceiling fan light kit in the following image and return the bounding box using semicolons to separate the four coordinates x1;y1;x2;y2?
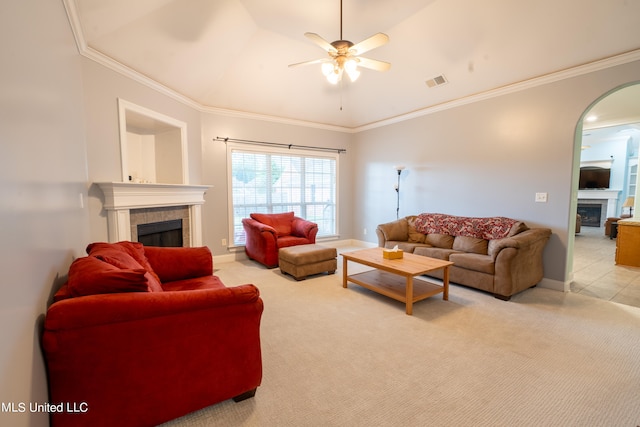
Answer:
290;0;390;85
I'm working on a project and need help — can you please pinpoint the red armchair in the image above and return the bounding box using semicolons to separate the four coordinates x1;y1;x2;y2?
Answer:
42;242;263;427
242;212;318;268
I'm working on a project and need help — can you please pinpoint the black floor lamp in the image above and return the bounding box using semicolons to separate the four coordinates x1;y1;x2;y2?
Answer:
395;165;405;219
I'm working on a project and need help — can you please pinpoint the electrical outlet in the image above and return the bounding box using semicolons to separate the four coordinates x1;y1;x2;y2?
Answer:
535;192;548;203
221;238;227;246
363;228;367;235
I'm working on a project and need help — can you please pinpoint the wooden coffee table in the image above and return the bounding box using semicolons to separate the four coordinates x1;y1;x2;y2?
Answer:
341;248;454;315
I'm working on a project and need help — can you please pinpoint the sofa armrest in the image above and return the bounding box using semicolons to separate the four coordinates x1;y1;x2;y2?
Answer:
144;246;213;282
242;217;277;235
491;228;552;298
376;218;409;247
488;228;552;258
42;285;263;427
291;217;318;239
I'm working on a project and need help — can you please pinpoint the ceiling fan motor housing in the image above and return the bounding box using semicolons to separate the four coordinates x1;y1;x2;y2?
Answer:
330;40;355;67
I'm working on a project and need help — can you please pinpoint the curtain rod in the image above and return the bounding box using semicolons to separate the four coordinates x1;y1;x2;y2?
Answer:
215;137;346;154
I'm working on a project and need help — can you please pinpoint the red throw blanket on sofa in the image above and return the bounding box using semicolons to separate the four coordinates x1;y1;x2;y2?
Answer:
413;213;520;240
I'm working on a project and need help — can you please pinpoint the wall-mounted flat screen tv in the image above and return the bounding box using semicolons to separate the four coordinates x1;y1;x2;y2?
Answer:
579;167;610;189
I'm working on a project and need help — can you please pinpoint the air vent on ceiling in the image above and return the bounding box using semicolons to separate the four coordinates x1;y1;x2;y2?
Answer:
426;74;448;88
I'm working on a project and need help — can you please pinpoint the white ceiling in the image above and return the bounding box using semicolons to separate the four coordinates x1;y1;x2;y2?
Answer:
66;0;640;130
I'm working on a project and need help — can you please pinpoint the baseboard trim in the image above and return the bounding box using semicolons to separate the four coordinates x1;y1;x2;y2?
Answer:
214;252;247;265
213;239;373;265
538;277;569;292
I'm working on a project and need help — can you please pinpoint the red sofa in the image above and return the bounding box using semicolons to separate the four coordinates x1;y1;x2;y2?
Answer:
42;242;263;427
242;212;318;268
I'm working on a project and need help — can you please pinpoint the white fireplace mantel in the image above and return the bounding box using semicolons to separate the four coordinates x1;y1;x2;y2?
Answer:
97;182;211;246
577;189;621;221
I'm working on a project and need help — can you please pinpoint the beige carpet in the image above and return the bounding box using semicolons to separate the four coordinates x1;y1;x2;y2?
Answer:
162;249;640;427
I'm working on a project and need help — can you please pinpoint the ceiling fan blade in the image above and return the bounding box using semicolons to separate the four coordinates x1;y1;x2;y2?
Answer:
350;33;389;55
356;57;391;72
304;32;337;53
288;58;331;68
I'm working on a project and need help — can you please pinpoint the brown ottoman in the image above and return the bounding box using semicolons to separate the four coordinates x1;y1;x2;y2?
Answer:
279;244;337;281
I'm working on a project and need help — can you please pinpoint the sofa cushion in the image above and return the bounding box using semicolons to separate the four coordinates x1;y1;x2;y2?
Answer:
277;235;315;248
143;246;213;283
161;275;227;292
426;234;454;249
88;241;157;274
87;243;163;292
407;216;426;243
488;239;506;258
384;241;430;253
413;247;461;260
508;221;529;237
251;212;294;236
449;253;495;274
453;236;489;255
67;256;150;297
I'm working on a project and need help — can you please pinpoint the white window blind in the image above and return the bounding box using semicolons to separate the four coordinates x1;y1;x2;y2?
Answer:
229;147;338;246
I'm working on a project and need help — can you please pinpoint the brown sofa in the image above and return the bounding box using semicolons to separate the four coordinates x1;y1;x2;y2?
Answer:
376;213;552;300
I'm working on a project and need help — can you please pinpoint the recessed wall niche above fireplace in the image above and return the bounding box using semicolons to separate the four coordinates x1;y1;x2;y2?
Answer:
99;101;211;247
118;98;188;185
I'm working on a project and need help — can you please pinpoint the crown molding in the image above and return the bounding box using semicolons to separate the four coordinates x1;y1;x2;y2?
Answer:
353;49;640;133
63;0;640;134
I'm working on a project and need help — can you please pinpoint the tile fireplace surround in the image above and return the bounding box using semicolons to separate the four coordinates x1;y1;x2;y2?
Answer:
97;182;211;247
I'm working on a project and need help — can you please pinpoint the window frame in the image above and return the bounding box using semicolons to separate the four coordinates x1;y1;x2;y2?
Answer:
226;142;340;247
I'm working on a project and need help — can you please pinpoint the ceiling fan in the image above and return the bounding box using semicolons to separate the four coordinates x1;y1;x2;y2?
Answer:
289;0;391;84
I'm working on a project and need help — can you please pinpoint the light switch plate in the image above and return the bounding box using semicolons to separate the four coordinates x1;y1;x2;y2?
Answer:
535;192;548;203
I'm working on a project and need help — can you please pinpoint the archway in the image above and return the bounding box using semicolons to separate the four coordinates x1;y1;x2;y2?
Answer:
567;82;640;295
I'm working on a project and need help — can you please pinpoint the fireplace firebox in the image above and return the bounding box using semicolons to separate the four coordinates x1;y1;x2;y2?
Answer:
137;219;183;247
577;204;602;227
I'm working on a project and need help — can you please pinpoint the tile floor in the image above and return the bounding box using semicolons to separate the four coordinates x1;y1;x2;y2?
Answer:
572;224;640;308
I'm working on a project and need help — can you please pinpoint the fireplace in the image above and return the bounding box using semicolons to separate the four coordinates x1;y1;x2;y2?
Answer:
130;205;191;246
577;204;602;227
97;182;211;246
577;189;620;227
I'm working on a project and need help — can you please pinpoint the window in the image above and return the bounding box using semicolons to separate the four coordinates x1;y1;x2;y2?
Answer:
228;145;338;246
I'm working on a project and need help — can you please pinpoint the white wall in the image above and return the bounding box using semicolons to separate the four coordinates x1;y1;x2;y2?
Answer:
126;132;157;183
80;58;204;243
352;61;640;286
155;128;183;184
0;0;90;426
